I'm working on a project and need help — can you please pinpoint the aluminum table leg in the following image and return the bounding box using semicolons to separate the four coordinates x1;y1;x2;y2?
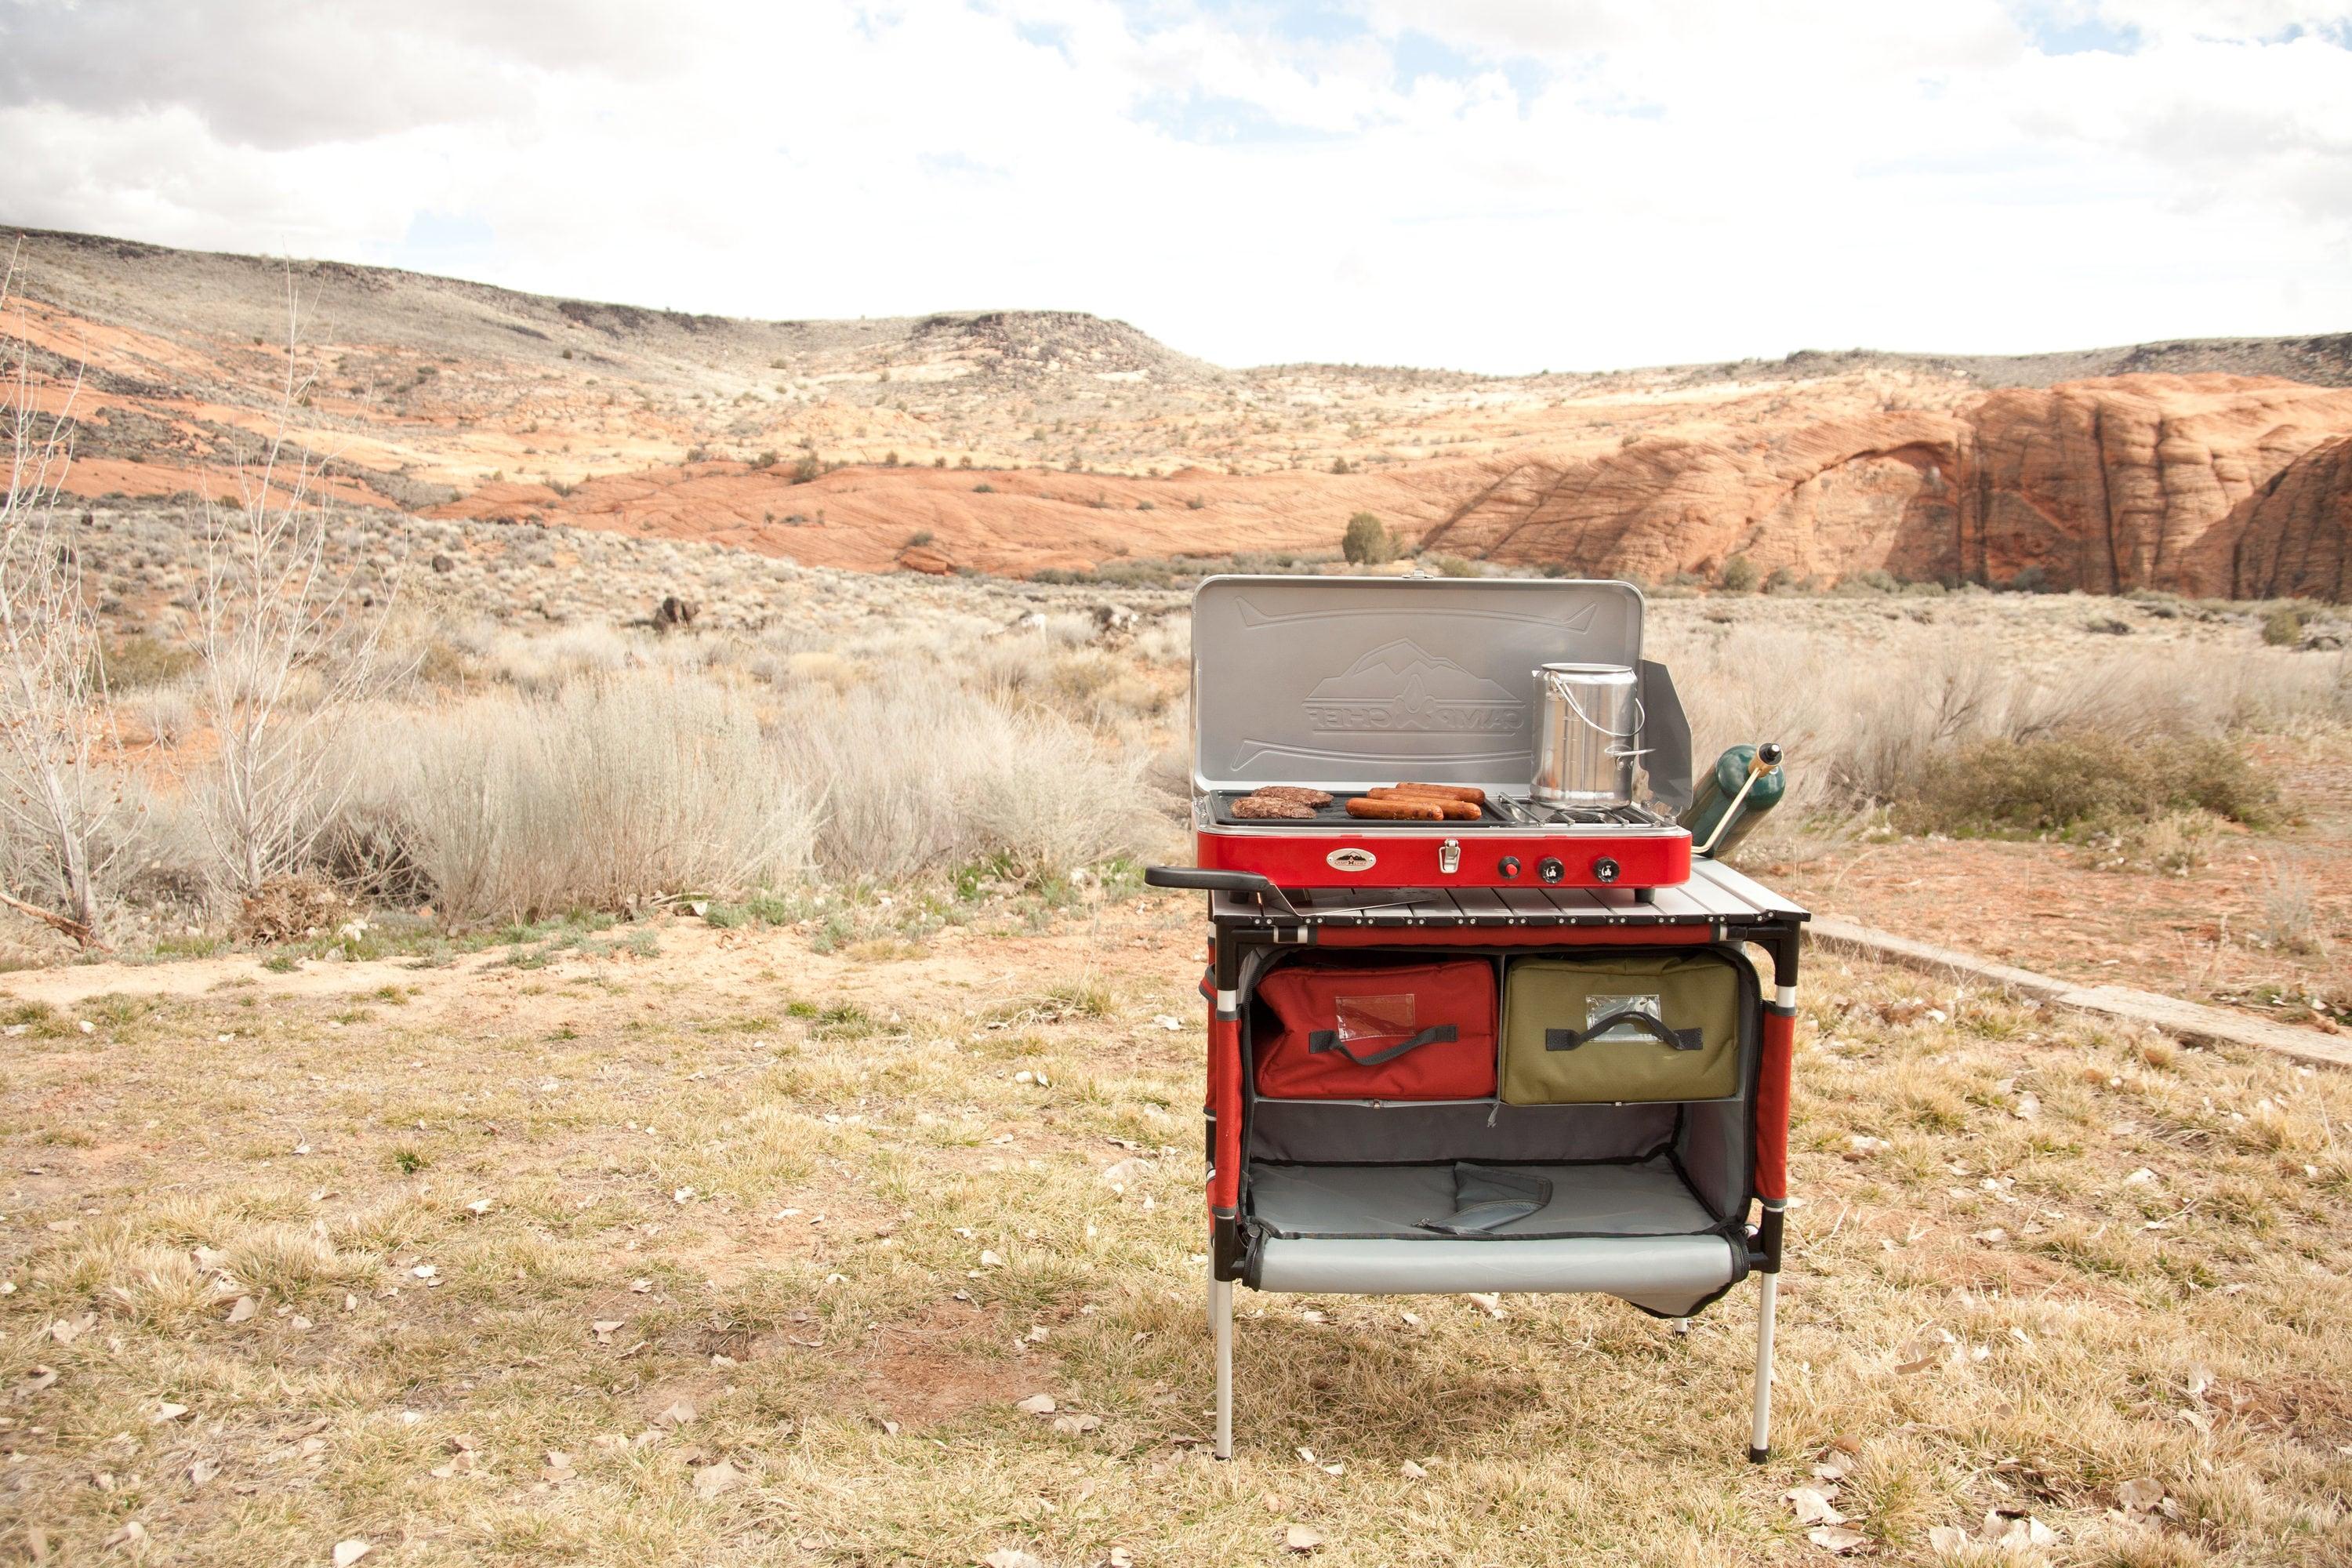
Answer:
1748;1271;1778;1462
1210;1273;1234;1460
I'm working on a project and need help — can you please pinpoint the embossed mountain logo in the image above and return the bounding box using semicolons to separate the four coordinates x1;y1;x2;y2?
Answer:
1303;639;1525;735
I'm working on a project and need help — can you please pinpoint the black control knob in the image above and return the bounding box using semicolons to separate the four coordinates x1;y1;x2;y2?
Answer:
1497;855;1521;880
1537;856;1564;884
1592;856;1621;884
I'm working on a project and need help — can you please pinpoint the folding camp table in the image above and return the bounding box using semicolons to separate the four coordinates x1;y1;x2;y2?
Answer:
1147;575;1809;1461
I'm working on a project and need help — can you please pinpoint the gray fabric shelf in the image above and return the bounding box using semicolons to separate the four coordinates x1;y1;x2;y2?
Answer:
1248;1156;1718;1241
1243;1158;1742;1312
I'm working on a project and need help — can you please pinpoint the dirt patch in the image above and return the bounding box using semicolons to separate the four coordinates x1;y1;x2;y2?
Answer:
1769;739;2351;1034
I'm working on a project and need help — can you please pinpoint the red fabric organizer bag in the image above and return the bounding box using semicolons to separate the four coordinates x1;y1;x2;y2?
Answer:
1252;960;1497;1100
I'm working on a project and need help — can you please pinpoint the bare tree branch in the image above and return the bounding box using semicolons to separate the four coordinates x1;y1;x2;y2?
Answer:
191;263;404;893
0;239;134;947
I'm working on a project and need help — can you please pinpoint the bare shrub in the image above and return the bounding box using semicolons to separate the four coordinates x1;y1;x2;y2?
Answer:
0;248;133;945
1131;617;1190;666
234;873;350;943
971;635;1167;725
132;681;200;746
2083;809;2216;876
1659;625;2332;840
768;668;1163;881
2252;861;2320;954
480;621;634;690
342;669;820;922
1898;731;2274;834
190;279;401;893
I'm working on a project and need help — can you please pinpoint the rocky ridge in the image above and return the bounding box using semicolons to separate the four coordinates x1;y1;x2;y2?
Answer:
6;226;2350;598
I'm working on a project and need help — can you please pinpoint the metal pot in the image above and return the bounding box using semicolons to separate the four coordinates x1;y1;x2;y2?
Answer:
1532;662;1644;808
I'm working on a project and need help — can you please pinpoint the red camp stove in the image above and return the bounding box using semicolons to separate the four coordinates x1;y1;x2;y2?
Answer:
1196;792;1690;894
1183;575;1694;895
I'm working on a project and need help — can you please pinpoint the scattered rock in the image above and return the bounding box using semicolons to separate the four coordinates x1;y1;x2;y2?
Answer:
691;1457;743;1497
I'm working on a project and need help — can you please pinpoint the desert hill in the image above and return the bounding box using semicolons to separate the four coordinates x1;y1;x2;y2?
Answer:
6;224;2350;598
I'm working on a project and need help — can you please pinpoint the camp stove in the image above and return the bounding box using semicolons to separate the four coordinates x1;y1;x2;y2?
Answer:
1185;576;1695;894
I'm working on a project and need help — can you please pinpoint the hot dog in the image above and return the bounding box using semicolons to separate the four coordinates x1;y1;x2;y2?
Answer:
1373;782;1486;805
1367;790;1480;818
1345;797;1446;821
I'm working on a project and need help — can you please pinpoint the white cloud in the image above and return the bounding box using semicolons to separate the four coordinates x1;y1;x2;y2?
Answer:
0;0;2345;371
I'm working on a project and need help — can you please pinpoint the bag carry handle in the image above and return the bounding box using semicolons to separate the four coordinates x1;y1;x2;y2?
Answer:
1544;1012;1704;1053
1305;1023;1458;1066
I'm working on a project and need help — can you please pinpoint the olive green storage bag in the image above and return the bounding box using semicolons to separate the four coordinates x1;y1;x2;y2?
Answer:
1501;951;1744;1104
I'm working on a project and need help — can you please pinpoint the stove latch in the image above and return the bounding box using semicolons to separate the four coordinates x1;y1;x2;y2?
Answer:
1438;837;1461;875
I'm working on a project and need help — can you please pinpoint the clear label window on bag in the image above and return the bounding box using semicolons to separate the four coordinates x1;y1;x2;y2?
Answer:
1333;993;1416;1043
1585;993;1664;1044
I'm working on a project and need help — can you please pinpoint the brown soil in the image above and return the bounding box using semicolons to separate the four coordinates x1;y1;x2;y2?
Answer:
1767;740;2352;1029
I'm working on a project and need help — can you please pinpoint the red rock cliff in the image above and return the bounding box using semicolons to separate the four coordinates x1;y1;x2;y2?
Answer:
2209;434;2352;603
1421;375;2352;597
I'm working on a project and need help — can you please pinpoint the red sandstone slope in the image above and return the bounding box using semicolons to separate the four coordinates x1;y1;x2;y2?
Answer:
400;375;2352;595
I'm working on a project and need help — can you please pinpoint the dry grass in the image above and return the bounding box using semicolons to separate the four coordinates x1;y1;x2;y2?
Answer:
768;667;1165;883
100;615;1181;924
9;580;2347;960
1656;619;2350;851
331;669;824;921
1;905;2345;1566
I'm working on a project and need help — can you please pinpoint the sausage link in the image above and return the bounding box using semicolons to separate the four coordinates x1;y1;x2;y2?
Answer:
1375;782;1486;805
1345;797;1446;821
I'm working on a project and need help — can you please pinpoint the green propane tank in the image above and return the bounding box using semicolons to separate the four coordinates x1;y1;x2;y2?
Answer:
1679;742;1785;858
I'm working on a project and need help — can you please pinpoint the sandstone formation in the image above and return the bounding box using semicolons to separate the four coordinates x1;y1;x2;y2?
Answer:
1421;376;2352;597
896;543;957;575
2212;435;2352;603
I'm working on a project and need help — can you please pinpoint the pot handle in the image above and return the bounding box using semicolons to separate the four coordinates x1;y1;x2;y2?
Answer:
1556;680;1645;744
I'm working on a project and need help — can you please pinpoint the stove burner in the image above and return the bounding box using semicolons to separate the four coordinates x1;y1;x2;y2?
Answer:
1205;792;1674;831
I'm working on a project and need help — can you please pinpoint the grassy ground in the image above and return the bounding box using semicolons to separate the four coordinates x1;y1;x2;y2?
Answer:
2;897;2347;1566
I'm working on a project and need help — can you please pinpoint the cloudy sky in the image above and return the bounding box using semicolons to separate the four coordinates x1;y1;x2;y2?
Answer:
2;1;2347;372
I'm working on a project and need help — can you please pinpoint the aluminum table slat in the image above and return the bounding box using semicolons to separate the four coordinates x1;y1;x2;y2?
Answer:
1408;891;1466;922
1638;881;1716;922
1450;888;1512;920
1696;858;1811;920
1496;888;1559;922
1540;886;1602;916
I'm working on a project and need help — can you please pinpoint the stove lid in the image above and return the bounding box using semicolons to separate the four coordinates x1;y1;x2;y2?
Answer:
1190;575;1647;793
